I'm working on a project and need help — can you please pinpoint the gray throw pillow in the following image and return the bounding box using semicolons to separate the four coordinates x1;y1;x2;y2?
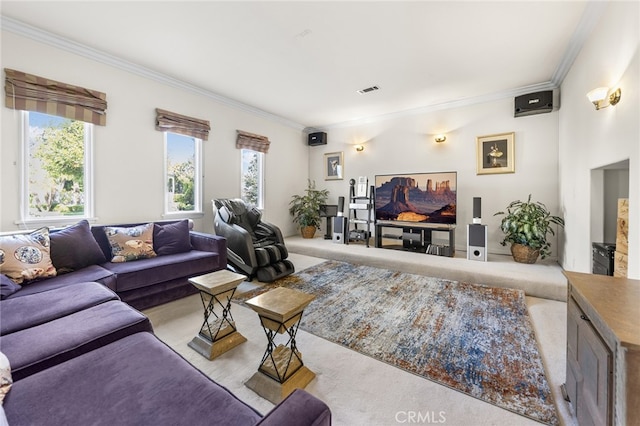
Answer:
50;220;107;273
1;274;21;299
153;220;192;256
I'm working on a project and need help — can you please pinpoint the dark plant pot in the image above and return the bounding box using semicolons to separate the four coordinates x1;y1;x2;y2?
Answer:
511;243;540;264
301;226;316;239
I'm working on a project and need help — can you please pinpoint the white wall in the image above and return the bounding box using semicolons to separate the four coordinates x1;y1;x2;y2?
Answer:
559;1;639;278
311;98;561;257
0;31;309;236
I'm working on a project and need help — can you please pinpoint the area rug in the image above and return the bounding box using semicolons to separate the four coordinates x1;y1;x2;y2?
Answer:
235;260;559;425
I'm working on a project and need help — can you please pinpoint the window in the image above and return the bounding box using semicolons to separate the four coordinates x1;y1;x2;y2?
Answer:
22;111;93;222
164;132;202;214
241;149;264;209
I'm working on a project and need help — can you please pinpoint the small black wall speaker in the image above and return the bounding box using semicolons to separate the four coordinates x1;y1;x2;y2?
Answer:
514;90;554;117
308;132;327;146
473;197;482;224
467;224;488;262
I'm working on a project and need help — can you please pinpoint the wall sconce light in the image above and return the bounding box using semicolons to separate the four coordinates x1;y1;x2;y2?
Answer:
355;145;364;152
587;87;621;110
434;135;447;143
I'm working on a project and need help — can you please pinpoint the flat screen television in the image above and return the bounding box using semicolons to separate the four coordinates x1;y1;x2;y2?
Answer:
374;171;457;226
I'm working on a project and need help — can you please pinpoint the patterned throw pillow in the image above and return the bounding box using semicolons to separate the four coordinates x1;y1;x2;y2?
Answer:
0;351;11;405
0;227;57;284
104;223;157;263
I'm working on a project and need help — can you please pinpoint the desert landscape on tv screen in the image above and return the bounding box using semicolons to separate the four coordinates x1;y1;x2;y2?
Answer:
374;172;457;224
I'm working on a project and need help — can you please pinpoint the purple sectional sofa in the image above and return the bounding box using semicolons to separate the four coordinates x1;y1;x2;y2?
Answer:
0;273;331;425
2;219;227;311
0;282;151;381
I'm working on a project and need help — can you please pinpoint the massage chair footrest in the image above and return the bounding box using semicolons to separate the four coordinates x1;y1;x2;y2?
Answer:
256;260;295;283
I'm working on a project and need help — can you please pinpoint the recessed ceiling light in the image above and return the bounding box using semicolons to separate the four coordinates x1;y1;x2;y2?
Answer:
357;85;380;94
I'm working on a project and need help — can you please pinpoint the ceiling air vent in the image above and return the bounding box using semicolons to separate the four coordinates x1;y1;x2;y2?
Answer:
357;85;379;94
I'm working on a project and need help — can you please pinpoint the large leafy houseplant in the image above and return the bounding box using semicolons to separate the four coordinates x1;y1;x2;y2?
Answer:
289;180;329;238
494;195;564;263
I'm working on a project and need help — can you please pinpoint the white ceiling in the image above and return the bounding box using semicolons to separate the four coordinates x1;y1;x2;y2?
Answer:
1;1;600;129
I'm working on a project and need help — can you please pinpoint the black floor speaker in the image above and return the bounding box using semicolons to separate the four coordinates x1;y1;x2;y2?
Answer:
467;224;487;261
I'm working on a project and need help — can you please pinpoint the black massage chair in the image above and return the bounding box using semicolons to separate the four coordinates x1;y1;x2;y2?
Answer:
213;199;294;282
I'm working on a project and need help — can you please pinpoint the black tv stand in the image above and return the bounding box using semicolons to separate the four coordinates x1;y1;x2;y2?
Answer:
374;222;456;257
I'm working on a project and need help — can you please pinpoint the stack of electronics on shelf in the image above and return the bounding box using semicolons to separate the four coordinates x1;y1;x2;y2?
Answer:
347;177;374;246
328;177;374;247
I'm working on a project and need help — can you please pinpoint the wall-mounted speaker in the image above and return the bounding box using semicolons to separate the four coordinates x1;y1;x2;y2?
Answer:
308;132;327;146
473;197;482;224
467;224;488;262
514;90;558;117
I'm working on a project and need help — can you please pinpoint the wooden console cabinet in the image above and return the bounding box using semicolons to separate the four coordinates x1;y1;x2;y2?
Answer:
564;272;640;426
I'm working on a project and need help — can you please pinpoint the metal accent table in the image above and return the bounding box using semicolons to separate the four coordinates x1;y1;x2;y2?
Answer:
187;269;247;360
244;287;316;404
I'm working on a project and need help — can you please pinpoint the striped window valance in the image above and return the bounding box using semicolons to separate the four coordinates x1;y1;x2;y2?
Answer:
236;130;270;153
4;68;107;126
155;108;210;141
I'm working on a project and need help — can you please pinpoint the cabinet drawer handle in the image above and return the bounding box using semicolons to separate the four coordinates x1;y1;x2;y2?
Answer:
580;314;591;322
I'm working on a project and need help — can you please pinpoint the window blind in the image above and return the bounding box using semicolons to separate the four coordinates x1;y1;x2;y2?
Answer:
236;130;270;153
4;68;107;126
155;108;210;140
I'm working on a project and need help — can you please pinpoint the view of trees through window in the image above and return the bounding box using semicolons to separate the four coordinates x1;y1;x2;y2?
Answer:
241;149;263;208
165;132;200;213
26;111;89;218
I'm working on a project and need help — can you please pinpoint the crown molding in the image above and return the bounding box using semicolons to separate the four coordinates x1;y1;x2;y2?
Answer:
551;1;607;86
0;15;306;131
320;81;558;130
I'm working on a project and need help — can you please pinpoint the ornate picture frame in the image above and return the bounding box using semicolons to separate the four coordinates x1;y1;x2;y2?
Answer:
324;151;344;180
476;132;515;175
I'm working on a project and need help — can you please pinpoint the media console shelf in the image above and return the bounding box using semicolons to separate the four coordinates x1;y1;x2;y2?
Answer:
374;222;455;257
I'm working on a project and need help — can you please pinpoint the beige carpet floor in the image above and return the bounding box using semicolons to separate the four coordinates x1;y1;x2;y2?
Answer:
145;251;576;426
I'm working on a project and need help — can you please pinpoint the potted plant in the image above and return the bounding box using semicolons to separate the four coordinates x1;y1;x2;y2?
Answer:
494;194;564;263
289;180;329;238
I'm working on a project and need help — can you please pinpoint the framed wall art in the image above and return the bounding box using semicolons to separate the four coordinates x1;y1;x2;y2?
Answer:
476;132;515;175
324;151;344;180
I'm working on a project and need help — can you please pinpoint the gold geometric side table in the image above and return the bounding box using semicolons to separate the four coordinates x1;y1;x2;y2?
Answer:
187;269;247;360
244;287;316;404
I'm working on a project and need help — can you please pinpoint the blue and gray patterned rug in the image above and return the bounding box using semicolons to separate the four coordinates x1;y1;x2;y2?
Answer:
235;260;558;425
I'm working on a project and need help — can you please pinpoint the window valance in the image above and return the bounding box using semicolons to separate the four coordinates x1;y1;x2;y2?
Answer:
4;68;107;126
155;108;210;140
236;130;270;153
